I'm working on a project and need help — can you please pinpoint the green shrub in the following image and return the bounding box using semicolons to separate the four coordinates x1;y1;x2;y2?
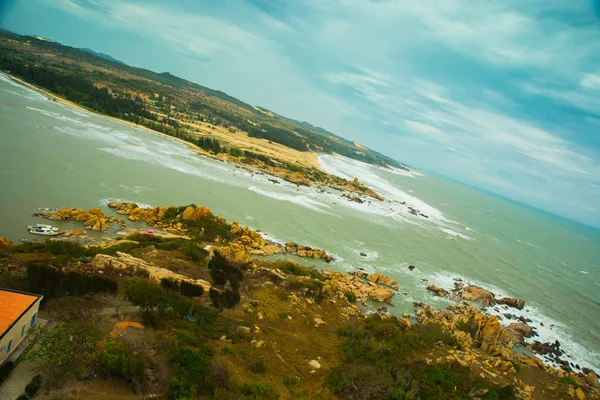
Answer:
247;356;268;374
278;312;290;320
344;290;357;304
47;297;101;322
15;395;29;400
485;385;516;400
44;239;86;258
328;363;415;400
181;242;208;262
161;278;180;291
0;361;14;384
208;252;242;309
6;242;46;254
413;364;470;399
27;263;117;298
0;267;28;291
229;147;243;157
559;377;579;388
179;281;204;297
209;287;240;310
283;376;300;386
101;341;145;382
125;278;188;312
169;345;212;394
510;361;521;373
24;374;42;398
167;376;196;400
241;383;277;399
278;261;322;280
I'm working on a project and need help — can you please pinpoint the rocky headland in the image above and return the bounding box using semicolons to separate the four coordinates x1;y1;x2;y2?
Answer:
1;201;597;399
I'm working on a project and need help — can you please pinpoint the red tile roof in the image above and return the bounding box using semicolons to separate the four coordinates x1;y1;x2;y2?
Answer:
0;290;40;337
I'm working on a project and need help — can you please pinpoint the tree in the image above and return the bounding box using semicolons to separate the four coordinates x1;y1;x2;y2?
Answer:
94;292;133;319
46;297;101;322
34;322;103;383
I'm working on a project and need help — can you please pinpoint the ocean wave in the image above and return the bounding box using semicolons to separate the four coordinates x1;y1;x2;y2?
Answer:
385;165;425;178
0;73;48;101
26;106;83;124
318;155;447;223
439;227;473;240
247;186;336;215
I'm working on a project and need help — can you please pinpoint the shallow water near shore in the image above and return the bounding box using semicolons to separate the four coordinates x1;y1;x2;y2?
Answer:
1;74;599;372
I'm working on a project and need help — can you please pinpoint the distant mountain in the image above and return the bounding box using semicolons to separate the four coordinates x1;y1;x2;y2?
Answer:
79;48;125;65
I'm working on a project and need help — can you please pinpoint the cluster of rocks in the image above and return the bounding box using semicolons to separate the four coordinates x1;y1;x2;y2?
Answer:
426;282;525;311
349;270;399;291
341;193;365;204
413;303;600;399
35;206;111;231
321;270;396;305
89;251;211;292
107;202;219;235
422;282;600;395
284;242;334;263
0;237;13;248
407;206;429;218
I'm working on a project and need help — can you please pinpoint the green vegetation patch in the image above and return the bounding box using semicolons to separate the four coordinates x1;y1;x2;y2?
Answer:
278;261;322;280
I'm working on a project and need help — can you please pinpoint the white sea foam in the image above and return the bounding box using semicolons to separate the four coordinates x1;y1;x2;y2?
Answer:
0;73;47;101
385;165;425;178
439;227;473;240
258;231;286;246
247;186;336;215
319;155;447;223
26;106;83;124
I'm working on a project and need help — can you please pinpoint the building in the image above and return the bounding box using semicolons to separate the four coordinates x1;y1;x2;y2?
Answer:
0;289;43;364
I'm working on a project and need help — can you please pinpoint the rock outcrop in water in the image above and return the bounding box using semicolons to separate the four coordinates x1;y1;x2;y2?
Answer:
350;271;399;291
449;285;496;307
36;207;109;231
426;284;449;297
284;241;334;263
497;296;526;310
506;322;535;345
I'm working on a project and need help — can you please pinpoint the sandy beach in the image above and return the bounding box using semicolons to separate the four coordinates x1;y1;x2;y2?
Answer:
5;73;322;171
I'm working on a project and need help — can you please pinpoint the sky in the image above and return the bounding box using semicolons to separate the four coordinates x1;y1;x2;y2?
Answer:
2;0;600;227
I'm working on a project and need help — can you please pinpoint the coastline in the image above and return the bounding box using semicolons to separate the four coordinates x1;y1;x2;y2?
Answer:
4;72;386;200
3;201;599;397
4;73;221;160
3;72;599;379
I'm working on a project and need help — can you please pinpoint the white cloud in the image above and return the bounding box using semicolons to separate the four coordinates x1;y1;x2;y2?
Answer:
28;0;600;225
403;120;445;139
581;73;600;90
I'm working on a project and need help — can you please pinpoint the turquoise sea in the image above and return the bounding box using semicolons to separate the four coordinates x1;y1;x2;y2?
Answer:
1;73;598;372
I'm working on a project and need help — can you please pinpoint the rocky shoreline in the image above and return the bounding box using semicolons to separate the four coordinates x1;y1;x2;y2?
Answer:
424;279;596;378
9;201;599;397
